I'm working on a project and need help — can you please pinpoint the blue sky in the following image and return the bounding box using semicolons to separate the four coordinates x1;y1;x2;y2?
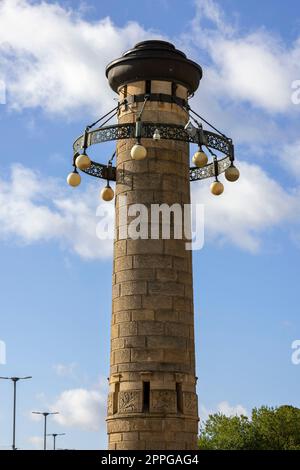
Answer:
0;0;300;450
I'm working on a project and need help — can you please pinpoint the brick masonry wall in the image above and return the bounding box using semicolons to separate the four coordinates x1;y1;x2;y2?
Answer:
107;80;199;450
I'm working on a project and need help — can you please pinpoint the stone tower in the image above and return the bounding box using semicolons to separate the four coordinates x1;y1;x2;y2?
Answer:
105;40;202;450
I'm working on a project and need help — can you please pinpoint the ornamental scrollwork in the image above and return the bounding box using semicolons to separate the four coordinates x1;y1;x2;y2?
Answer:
118;391;141;413
183;392;198;415
73;123;233;182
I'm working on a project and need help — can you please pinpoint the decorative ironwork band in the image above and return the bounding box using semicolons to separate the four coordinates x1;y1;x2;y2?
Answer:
73;122;232;152
81;155;231;182
73;122;233;182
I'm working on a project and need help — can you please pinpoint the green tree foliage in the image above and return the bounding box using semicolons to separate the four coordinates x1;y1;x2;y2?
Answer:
198;405;300;450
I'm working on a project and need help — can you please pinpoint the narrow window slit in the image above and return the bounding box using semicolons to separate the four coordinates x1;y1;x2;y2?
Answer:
176;382;183;413
113;382;120;414
143;381;150;412
145;80;151;95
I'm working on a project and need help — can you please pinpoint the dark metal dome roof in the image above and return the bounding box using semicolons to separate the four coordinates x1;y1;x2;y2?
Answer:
106;40;202;94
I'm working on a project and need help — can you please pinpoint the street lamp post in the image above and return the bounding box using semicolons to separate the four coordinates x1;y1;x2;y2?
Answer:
47;433;66;450
0;376;32;450
32;411;59;450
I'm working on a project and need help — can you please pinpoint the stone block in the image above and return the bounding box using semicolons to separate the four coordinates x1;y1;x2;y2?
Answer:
109;433;122;442
113;295;142;312
114;348;131;364
147;335;186;349
122;431;139;441
142;295;172;309
137;321;164;336
114;240;127;258
123;160;148;174
172;297;193;312
177;271;193;284
121;280;147;296
155;309;178;322
151;80;172;94
148;160;183;176
119;321;138;337
165;322;189;337
148;281;185;297
127;81;145;95
118;390;141;413
163;349;189;363
116;268;155;283
107;393;114;416
116;440;146;450
112;283;120;299
133;254;172;269
183;392;198;415
178;312;194;325
164;239;187;257
151;390;176;413
131;309;155;321
114;256;132;272
173;256;188;271
124;336;146;348
176;84;188;99
166;442;184;450
111;337;125;350
152;190;182;205
156;268;178;281
107;419;131;433
131;348;164;362
125;190;154;205
133;174;162;190
127;239;164;255
113;310;131;324
111;324;119;339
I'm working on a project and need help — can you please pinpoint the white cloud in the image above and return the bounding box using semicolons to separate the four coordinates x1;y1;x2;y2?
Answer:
199;400;248;422
217;401;248;417
190;0;300;114
1;160;299;257
50;388;106;432
0;164;114;260
0;0;154;115
53;362;77;378
192;161;300;252
0;1;299;256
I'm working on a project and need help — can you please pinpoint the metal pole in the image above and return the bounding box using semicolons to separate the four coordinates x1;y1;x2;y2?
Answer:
43;414;47;451
47;433;65;450
12;379;17;451
32;411;59;450
1;376;32;451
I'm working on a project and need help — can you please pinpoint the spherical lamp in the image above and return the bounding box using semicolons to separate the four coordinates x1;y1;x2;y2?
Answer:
75;153;91;170
101;184;114;201
210;180;224;196
225;164;240;182
130;143;147;160
192;148;208;168
67;171;81;187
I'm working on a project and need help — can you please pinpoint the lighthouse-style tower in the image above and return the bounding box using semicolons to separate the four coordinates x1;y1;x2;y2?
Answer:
105;41;202;450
